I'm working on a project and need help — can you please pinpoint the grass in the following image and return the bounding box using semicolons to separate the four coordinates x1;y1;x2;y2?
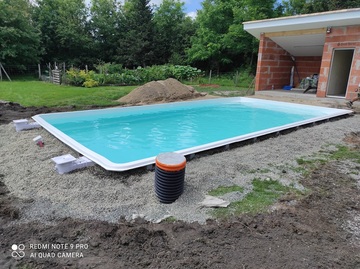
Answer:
0;77;254;108
294;157;327;177
194;72;254;88
163;216;177;223
184;72;255;97
212;178;301;219
329;145;360;163
193;85;253;96
294;144;360;177
0;80;135;108
208;185;244;196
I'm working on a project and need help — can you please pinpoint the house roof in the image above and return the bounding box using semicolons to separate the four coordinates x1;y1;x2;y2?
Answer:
243;8;360;56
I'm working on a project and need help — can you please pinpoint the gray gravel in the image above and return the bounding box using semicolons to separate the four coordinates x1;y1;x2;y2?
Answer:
0;110;359;224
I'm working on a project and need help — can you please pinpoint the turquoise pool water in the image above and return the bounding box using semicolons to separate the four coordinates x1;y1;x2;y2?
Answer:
33;97;351;171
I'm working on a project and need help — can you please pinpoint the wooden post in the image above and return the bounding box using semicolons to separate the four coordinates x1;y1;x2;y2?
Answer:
208;70;212;84
85;65;88;73
38;64;41;80
0;63;11;81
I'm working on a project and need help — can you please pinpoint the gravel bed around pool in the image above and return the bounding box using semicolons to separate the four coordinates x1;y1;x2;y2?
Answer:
0;114;359;224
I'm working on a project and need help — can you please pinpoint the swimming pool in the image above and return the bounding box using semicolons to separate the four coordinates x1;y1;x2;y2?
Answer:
33;97;352;171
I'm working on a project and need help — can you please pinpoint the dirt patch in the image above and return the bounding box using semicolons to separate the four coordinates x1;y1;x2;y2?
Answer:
0;174;20;221
118;78;206;105
0;101;56;124
0;101;77;125
344;132;360;149
0;101;107;124
0;161;359;268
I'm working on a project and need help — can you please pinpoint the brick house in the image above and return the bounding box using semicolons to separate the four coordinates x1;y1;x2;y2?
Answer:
243;8;360;100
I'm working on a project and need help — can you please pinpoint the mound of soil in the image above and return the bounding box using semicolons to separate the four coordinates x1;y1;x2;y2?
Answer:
118;78;205;105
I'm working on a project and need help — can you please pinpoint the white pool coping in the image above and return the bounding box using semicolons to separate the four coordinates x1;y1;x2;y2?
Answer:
33;97;353;171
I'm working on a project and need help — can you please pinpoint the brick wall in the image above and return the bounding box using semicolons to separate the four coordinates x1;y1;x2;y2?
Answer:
255;34;292;90
317;25;360;99
256;26;360;98
255;35;322;91
295;56;322;82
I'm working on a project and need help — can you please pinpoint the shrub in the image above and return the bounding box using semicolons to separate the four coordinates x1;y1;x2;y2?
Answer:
65;64;203;87
65;68;99;88
83;79;99;88
65;68;85;86
169;65;203;80
95;62;123;75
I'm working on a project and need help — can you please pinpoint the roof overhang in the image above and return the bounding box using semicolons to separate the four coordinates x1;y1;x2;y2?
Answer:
243;8;360;56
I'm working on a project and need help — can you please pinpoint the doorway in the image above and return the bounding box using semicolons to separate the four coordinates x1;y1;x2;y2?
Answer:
327;49;354;97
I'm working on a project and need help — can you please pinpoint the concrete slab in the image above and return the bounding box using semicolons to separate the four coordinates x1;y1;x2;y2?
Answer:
250;88;359;113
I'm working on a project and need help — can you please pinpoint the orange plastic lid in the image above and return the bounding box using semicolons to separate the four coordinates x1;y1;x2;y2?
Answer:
155;152;186;172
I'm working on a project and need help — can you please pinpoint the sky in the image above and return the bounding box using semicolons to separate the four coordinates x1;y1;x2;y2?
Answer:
84;0;203;19
149;0;202;18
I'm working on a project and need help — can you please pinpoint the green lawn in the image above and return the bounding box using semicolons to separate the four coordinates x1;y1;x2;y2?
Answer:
0;79;254;108
0;80;136;108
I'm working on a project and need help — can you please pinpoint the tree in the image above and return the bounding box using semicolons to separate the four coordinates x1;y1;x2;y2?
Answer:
56;0;93;65
282;0;360;15
153;0;195;65
33;0;60;63
186;0;234;72
90;0;123;63
0;0;41;68
116;0;155;67
187;0;277;72
34;0;92;65
223;0;277;68
281;0;306;15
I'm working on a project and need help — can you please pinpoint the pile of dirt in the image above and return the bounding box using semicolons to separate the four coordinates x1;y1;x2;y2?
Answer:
118;78;205;105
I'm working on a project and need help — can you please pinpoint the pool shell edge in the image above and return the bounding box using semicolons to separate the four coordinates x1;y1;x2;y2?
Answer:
32;97;353;172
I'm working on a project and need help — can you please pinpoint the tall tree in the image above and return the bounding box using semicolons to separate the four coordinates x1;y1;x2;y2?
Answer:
187;0;277;72
90;0;123;63
0;0;41;68
33;0;60;63
153;0;195;65
223;0;277;67
56;0;93;65
186;0;234;72
34;0;92;65
281;0;306;15
117;0;155;67
282;0;360;15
